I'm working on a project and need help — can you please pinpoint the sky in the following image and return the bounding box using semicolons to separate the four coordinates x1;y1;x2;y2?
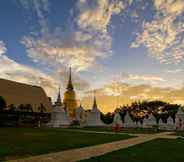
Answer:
0;0;184;112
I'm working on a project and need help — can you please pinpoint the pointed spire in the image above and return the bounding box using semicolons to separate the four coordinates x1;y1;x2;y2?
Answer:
93;96;98;109
67;67;74;90
56;86;62;105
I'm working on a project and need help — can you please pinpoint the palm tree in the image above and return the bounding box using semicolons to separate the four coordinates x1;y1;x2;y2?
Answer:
0;96;6;111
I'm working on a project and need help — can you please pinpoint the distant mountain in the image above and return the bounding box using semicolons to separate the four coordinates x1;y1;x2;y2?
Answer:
0;78;52;112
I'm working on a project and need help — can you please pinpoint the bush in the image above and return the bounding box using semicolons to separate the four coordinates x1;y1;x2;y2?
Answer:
0;96;6;111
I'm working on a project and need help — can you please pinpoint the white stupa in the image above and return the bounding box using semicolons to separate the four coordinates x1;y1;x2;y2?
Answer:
124;112;136;128
165;116;175;130
175;107;184;130
143;113;156;128
86;96;104;127
75;104;87;126
159;117;168;130
167;116;174;124
113;112;123;127
49;88;70;127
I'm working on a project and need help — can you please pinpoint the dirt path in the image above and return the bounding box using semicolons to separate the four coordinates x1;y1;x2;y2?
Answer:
8;132;177;162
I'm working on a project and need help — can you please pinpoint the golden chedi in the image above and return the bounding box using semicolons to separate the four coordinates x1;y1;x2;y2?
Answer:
63;68;77;118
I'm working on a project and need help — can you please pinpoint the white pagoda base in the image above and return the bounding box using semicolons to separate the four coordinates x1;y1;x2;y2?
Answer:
49;106;70;128
86;112;105;127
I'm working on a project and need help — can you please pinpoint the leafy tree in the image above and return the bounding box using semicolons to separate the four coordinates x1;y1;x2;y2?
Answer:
38;103;46;113
101;112;114;124
18;104;25;112
118;100;180;123
0;96;6;111
9;104;17;112
25;104;33;112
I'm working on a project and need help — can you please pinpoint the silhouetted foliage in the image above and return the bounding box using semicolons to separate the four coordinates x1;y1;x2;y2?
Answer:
119;100;181;123
101;112;114;124
0;96;6;111
8;104;17;112
38;103;46;113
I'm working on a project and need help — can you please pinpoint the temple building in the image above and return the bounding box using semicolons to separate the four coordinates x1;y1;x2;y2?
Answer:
0;78;52;112
63;68;78;118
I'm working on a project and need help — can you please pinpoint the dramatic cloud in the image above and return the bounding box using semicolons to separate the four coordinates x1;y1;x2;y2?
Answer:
82;82;184;112
17;0;49;34
131;0;184;64
77;0;125;33
0;41;90;101
0;40;59;98
166;69;183;73
0;41;7;56
112;72;166;86
21;0;126;71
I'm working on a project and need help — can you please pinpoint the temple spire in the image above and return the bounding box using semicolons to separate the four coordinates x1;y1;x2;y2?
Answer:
93;96;98;109
55;86;62;105
67;67;74;91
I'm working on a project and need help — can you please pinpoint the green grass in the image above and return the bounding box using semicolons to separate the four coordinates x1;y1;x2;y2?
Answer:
73;127;160;134
175;131;184;136
0;128;131;161
79;138;184;162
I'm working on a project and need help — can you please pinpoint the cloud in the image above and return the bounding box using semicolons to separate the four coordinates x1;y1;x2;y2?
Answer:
21;31;109;71
82;82;183;112
0;41;7;56
127;74;166;82
77;0;125;33
112;72;166;86
0;40;59;98
21;0;126;71
131;0;184;64
166;69;183;73
0;41;90;100
17;0;49;34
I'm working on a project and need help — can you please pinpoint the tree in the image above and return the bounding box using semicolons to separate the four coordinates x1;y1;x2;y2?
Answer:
38;103;46;113
18;104;25;112
25;104;33;112
9;104;17;112
0;96;6;111
101;112;114;124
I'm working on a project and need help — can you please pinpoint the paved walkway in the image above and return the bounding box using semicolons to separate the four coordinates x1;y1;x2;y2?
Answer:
9;131;178;162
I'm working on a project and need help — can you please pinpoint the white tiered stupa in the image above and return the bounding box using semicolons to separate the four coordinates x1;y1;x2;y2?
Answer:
86;96;104;127
49;88;70;127
176;107;184;130
143;113;156;128
165;116;175;130
124;112;136;128
75;104;87;126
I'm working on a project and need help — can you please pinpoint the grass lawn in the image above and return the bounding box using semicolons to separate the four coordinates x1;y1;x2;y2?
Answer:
79;138;184;162
72;127;161;134
175;131;184;136
0;128;132;161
